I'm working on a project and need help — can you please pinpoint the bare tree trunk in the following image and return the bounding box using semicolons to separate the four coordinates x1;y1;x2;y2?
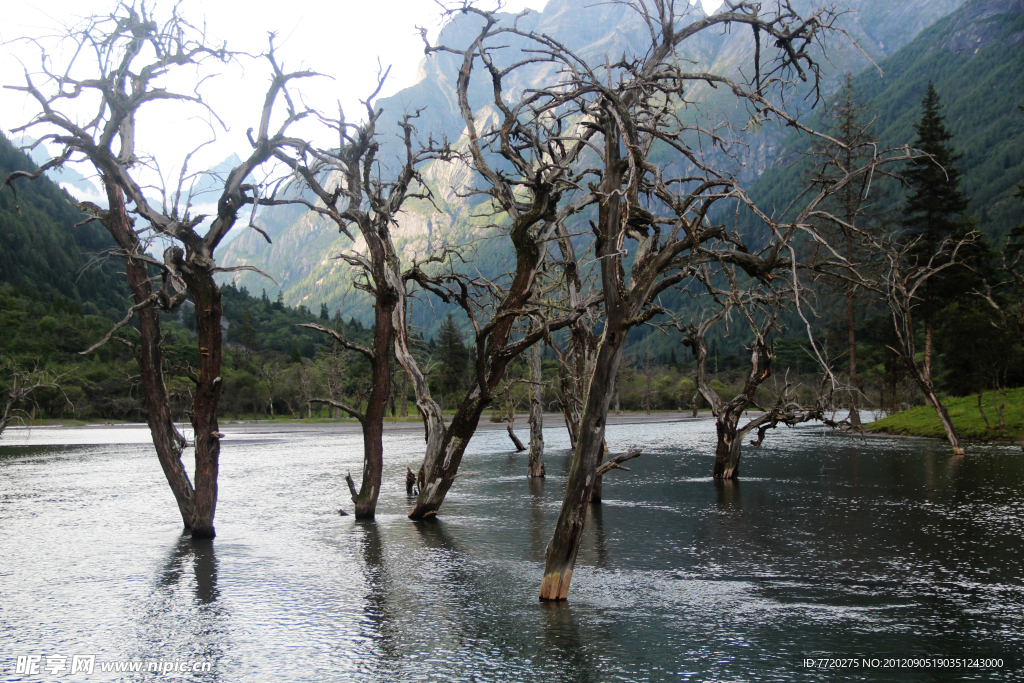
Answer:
352;290;397;518
400;372;409;417
105;184;196;529
557;362;579;449
409;387;490;519
0;400;13;434
507;424;526;451
527;342;545;478
977;393;990;430
916;379;964;455
923;318;934;388
846;283;860;426
390;280;448;515
714;421;745;480
589;449;605;504
179;268;223;538
890;300;963;455
540;324;627;600
541;126;627;600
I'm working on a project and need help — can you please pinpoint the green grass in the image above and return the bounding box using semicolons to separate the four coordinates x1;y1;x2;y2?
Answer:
867;387;1024;442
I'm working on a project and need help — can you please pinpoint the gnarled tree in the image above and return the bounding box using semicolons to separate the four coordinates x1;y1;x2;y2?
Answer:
286;94;451;519
533;0;899;600
396;7;602;520
3;7;314;537
0;358;69;436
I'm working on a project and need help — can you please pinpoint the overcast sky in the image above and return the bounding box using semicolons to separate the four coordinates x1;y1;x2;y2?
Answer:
1;0;723;200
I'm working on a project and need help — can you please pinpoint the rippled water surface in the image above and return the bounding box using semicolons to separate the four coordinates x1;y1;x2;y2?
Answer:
2;418;1023;681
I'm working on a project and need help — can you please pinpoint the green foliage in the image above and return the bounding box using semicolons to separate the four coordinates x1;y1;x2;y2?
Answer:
0;134;127;317
902;83;969;237
219;282;327;358
935;298;1023;395
434;313;469;401
867;386;1024;441
746;9;1024;242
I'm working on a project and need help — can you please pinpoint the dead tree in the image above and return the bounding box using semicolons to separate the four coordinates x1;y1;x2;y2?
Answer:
527;338;545;477
548;220;603;453
283;88;450;519
871;235;977;454
0;359;69;435
677;268;838;479
534;0;893;601
502;394;527;452
806;75;880;426
393;8;602;520
3;7;314;537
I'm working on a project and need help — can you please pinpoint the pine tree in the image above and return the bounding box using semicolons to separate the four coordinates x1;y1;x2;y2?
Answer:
901;82;972;385
903;83;969;248
319;303;329;321
436;313;468;397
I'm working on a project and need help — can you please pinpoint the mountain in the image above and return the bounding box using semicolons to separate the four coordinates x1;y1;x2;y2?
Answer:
0;133;127;317
12;136;102;198
747;0;1024;241
216;0;969;326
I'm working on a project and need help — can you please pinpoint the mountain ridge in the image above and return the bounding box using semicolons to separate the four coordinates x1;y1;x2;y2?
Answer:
217;0;971;326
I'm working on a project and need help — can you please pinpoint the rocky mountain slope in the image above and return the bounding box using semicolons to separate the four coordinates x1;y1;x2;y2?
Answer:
748;0;1024;240
217;0;968;325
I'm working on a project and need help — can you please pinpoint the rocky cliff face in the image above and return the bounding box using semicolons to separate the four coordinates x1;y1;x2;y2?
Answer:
217;0;967;321
940;0;1024;53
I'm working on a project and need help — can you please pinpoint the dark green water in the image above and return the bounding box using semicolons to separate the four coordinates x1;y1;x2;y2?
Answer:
1;419;1022;681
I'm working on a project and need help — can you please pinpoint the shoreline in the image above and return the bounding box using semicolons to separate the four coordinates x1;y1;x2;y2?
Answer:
12;412;1020;446
3;411;715;437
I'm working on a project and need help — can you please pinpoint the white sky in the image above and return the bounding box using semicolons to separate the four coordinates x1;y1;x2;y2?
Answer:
1;0;723;200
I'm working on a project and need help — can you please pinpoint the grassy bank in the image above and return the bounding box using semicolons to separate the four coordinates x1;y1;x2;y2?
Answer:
867;387;1024;442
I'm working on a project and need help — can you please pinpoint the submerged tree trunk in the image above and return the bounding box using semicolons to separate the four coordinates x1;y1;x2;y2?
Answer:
713;411;745;480
916;380;964;455
540;320;627;600
687;314;774;481
303;264;397;519
178;264;224;538
541;124;628;600
507;424;526;451
409;388;491;519
349;298;396;518
527;342;545;478
104;184;196;529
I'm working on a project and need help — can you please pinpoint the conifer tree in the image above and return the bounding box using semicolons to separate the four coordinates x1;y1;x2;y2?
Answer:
436;313;468;398
901;82;972;385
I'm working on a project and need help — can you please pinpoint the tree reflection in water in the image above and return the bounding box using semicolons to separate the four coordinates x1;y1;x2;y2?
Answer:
129;535;226;674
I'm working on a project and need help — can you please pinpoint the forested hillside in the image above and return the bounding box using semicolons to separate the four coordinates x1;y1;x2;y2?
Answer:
0;135;127;316
748;0;1024;240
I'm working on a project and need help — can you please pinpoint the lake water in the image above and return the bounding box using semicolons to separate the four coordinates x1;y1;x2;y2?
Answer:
1;418;1022;681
